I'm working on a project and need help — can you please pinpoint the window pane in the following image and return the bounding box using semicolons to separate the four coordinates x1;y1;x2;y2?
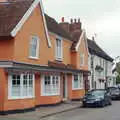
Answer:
79;74;83;88
12;75;21;97
74;75;79;88
56;39;62;59
30;36;39;57
23;75;28;96
43;75;60;95
10;74;34;98
44;75;51;95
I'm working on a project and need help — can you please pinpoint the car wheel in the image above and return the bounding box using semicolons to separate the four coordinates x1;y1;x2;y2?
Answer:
108;100;112;105
101;101;105;107
82;103;86;108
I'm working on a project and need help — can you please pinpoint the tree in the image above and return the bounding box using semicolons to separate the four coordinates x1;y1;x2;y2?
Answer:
116;63;120;74
116;75;120;84
116;63;120;84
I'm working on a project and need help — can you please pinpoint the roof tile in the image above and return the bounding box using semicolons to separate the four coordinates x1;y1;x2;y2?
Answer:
0;0;33;37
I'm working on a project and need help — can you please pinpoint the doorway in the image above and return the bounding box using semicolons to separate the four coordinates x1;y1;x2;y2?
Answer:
63;75;67;100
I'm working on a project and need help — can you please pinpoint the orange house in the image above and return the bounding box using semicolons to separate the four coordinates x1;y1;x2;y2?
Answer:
0;0;89;114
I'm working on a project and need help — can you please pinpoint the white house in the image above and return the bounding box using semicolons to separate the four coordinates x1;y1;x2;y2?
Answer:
87;39;114;89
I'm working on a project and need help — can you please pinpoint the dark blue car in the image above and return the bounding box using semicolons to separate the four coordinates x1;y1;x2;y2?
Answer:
82;89;112;107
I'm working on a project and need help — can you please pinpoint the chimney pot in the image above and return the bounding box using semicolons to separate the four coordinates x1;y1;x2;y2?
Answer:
74;18;77;23
61;17;64;23
70;18;73;24
78;18;80;23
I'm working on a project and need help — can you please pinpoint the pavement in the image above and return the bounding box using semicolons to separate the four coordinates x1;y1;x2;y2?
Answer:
41;101;120;120
0;101;82;120
0;101;120;120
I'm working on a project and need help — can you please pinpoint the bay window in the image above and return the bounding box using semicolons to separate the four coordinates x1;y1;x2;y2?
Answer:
8;74;34;99
42;75;60;96
72;74;83;90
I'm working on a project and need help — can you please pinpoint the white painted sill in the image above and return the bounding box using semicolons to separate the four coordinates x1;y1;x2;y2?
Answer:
55;57;63;62
8;96;35;100
28;56;39;60
41;93;60;97
72;88;83;90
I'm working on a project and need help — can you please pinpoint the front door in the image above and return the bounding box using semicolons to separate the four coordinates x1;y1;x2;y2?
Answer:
63;75;67;100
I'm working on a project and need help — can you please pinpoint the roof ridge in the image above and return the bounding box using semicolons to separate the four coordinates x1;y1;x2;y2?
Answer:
87;38;113;61
45;13;73;41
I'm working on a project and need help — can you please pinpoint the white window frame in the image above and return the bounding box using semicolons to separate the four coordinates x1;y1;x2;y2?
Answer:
8;74;35;99
55;37;63;61
72;73;83;90
80;53;84;66
29;35;39;59
41;75;60;96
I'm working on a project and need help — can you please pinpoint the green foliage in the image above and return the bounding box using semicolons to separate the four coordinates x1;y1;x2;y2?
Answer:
116;75;120;84
116;63;120;74
116;63;120;84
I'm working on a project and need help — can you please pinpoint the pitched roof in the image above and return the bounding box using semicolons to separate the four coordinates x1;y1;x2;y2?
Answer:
0;0;33;38
87;39;113;62
45;14;73;41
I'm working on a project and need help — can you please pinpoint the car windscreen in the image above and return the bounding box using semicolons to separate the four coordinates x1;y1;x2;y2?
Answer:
86;90;105;98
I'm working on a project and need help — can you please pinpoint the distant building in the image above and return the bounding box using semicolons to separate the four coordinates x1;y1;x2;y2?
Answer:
87;39;114;89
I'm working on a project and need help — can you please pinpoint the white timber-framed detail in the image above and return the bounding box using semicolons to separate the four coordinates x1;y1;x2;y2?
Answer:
75;29;89;53
10;0;51;48
8;74;35;99
39;0;51;47
75;31;84;52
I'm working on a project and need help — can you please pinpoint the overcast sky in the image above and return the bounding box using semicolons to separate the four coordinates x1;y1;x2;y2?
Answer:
42;0;120;59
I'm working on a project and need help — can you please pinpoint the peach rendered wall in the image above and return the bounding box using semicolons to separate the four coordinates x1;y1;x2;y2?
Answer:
4;99;35;111
72;90;85;99
0;39;14;60
13;5;72;66
0;69;7;111
77;37;88;70
13;5;50;65
71;37;88;70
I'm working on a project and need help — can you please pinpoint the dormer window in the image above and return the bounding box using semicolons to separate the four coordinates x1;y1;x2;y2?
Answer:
56;37;63;61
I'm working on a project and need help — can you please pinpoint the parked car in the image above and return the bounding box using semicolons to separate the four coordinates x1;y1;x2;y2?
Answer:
82;89;112;107
106;87;120;100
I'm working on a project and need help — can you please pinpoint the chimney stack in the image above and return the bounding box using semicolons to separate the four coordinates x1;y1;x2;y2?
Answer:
59;17;82;35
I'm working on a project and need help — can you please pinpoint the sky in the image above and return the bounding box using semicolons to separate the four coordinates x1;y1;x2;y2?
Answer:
42;0;120;59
